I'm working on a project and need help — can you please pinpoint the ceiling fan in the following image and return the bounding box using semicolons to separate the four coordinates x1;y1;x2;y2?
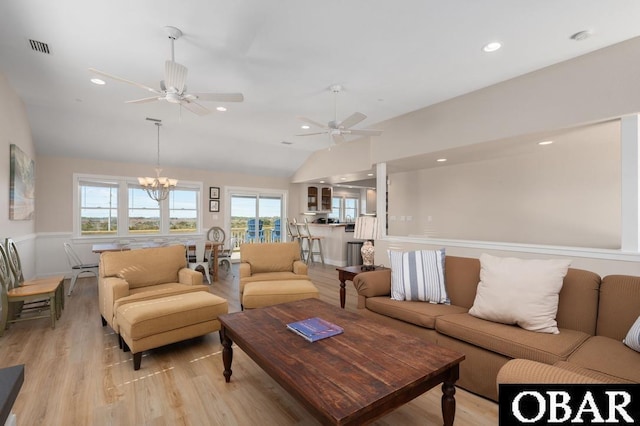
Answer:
89;26;244;116
296;85;382;144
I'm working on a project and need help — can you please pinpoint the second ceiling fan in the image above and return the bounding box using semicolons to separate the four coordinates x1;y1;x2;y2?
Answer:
89;26;244;116
296;85;382;144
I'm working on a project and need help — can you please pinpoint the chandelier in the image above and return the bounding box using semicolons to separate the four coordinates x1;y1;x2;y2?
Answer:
137;119;178;202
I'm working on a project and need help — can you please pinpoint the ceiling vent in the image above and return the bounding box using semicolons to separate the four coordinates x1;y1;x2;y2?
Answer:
29;39;50;54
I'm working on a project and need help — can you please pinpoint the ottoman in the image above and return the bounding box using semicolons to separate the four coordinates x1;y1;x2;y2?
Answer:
116;291;228;370
242;279;319;310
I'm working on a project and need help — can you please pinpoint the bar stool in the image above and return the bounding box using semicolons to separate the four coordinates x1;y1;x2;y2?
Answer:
301;218;325;265
294;219;310;262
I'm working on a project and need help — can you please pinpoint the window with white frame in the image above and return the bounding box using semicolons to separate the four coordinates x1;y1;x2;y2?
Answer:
75;174;201;237
329;195;359;222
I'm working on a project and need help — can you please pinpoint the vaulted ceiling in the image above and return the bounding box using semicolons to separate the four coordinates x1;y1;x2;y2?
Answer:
1;1;639;178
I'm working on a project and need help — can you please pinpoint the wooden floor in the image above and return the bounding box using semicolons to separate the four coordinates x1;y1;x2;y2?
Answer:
0;263;498;425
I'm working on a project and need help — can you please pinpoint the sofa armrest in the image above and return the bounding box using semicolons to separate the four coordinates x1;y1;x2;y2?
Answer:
293;260;308;276
497;359;603;392
178;267;204;286
239;262;251;279
353;269;392;309
98;276;130;329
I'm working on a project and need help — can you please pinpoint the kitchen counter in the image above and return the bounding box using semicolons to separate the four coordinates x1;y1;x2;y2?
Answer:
306;223;358;266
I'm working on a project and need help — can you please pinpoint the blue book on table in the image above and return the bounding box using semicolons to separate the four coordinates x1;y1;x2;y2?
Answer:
286;317;344;342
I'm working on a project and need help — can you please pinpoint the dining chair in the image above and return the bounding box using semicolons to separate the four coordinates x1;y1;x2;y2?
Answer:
63;243;99;296
0;243;63;336
188;240;212;284
218;237;237;277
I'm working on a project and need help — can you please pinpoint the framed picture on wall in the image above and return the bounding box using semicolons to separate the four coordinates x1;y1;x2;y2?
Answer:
209;200;220;212
209;187;220;199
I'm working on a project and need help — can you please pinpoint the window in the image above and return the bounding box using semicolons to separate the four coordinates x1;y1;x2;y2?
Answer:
169;189;198;233
329;197;341;219
328;195;359;222
344;197;358;222
74;174;202;238
79;181;118;236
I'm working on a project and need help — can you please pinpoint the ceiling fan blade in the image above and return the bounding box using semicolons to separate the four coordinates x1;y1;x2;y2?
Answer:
165;60;188;93
297;116;327;129
182;100;211;116
339;112;367;129
125;96;161;104
332;133;346;144
296;132;327;137
191;92;244;102
348;128;383;136
89;68;161;94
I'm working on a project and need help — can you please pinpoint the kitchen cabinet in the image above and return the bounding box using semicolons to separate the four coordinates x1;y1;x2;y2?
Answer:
303;184;332;213
365;189;377;214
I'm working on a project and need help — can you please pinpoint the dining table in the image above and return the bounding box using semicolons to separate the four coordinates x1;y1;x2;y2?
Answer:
91;240;223;282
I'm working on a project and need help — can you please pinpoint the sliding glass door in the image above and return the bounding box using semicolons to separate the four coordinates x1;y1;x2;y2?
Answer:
229;189;285;246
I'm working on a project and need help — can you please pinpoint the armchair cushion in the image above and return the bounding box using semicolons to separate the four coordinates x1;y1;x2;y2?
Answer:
103;245;188;289
240;242;303;273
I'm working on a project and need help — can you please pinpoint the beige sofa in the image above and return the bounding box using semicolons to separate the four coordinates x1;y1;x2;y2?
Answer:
353;255;640;401
239;241;309;303
98;244;208;333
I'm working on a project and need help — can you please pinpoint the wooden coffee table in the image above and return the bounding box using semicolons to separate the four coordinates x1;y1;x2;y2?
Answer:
218;298;464;425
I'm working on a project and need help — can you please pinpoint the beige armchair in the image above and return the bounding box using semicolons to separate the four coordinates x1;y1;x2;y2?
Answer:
239;241;309;301
98;244;207;333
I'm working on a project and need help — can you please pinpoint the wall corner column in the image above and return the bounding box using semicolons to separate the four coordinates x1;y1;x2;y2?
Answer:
621;115;640;251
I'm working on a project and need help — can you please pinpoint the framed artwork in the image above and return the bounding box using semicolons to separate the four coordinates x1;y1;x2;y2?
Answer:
209;200;220;212
209;187;220;199
9;144;35;221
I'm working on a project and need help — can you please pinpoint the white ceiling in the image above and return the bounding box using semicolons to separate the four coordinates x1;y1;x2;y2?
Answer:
1;1;640;178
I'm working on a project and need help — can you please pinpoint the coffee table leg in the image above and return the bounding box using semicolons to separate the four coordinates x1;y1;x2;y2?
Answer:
441;380;456;426
221;327;233;383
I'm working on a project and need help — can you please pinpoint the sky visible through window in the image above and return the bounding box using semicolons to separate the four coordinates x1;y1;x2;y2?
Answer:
231;196;281;218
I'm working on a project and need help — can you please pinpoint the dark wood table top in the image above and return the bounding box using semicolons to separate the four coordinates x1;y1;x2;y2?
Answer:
0;364;24;425
218;298;464;425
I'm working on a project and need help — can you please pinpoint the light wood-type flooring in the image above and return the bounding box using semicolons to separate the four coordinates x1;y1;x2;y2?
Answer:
0;262;498;425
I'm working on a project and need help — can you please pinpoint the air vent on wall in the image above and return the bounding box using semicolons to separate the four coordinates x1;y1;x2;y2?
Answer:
29;39;50;54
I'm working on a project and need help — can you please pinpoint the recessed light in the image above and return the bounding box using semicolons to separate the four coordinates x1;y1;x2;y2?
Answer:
367;173;374;177
319;180;325;184
538;140;554;146
436;158;447;162
482;42;502;53
340;177;347;181
301;125;310;130
216;106;227;112
90;78;105;85
570;30;592;41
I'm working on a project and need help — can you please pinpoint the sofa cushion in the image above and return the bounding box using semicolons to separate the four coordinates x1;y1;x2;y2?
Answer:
567;335;640;383
388;248;448;303
597;275;640;340
623;316;640;352
436;313;590;365
553;361;635;384
240;242;301;273
365;297;467;329
101;245;187;288
468;254;571;334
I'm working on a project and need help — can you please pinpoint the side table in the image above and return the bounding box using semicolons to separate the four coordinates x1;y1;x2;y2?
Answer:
335;265;390;309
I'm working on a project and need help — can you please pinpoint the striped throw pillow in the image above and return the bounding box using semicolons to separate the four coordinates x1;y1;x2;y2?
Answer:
388;249;449;304
624;315;640;352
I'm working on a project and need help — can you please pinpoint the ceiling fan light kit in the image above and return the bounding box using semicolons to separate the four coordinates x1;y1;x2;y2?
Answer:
89;26;244;116
296;84;383;144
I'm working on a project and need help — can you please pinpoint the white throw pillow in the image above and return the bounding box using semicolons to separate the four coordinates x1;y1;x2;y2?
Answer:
388;248;449;304
623;315;640;352
468;254;571;334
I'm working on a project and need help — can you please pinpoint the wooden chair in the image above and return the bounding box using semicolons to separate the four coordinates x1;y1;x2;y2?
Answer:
0;243;64;336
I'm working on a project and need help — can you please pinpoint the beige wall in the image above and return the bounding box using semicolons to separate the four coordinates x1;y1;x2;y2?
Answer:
388;121;621;248
0;73;37;278
35;156;293;234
